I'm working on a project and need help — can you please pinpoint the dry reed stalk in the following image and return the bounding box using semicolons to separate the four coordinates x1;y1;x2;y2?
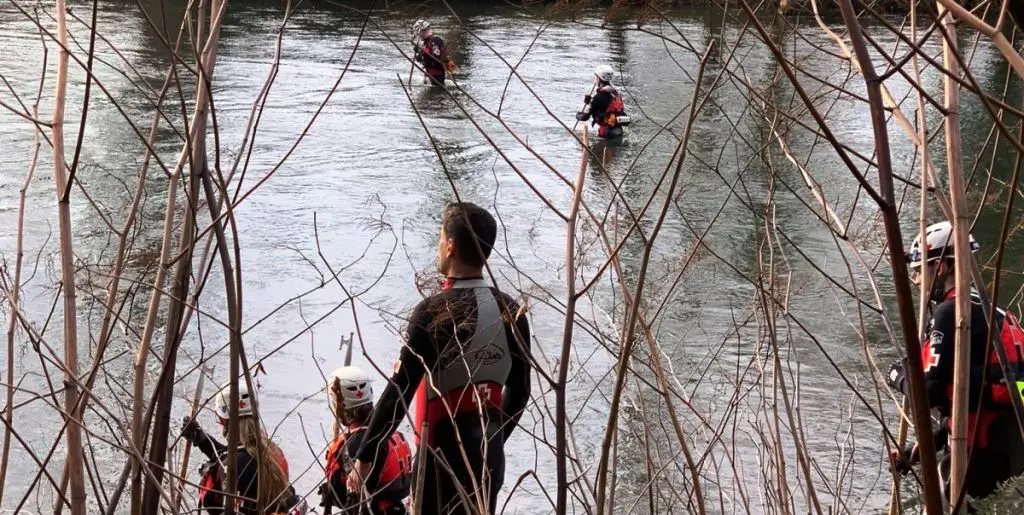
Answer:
935;0;1024;80
760;146;824;515
141;0;228;510
934;0;974;506
593;45;714;515
49;0;87;511
835;1;945;511
889;5;935;512
0;82;43;503
554;125;588;514
124;21;194;509
102;3;204;504
200;123;254;514
127;159;177;512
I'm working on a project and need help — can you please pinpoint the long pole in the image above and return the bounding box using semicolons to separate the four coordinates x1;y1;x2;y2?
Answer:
408;31;417;88
412;424;429;515
572;81;597;133
344;332;354;366
172;365;213;513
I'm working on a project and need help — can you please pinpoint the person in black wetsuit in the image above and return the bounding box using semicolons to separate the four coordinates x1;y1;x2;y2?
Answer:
181;382;307;515
576;64;630;138
319;366;413;514
412;19;448;86
347;202;532;514
886;221;1024;504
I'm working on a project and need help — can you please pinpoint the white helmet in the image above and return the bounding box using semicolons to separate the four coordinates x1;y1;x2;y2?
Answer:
594;65;614;83
906;220;979;268
413;19;431;34
214;382;255;420
327;366;373;414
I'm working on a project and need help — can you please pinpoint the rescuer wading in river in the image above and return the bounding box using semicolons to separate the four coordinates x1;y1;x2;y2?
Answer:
412;19;452;86
576;64;631;139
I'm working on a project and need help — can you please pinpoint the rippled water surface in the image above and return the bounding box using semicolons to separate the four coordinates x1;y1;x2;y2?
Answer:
2;0;1024;512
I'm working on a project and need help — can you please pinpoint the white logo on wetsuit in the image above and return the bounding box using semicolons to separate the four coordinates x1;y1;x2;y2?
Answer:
924;330;943;371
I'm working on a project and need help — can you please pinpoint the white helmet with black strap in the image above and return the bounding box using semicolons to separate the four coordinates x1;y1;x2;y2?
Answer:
906;220;980;302
327;366;373;416
905;220;979;268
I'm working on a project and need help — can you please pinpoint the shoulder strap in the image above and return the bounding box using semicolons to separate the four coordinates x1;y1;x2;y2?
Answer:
448;278;490;290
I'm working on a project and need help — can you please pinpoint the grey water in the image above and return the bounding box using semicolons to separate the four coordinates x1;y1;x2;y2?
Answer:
1;0;1023;512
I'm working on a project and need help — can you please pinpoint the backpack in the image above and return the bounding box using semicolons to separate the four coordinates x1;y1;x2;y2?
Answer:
983;308;1024;406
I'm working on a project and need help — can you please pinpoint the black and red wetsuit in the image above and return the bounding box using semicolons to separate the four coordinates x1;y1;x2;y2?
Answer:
189;428;297;515
356;277;532;514
897;289;1024;499
415;35;447;85
322;426;412;514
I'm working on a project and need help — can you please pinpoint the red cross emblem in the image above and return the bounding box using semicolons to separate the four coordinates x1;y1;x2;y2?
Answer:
355;389;364;398
239;400;247;409
922;341;941;372
473;384;491;406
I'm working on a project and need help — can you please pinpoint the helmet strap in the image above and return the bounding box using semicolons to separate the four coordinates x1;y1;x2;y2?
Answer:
929;261;953;303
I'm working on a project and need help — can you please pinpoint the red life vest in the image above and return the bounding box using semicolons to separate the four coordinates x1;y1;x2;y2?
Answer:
984;308;1024;406
325;428;413;487
925;290;1024;448
198;463;219;506
597;86;625;127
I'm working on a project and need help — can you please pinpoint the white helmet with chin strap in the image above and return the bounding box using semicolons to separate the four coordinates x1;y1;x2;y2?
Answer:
594;64;614;83
214;382;255;420
413;19;431;35
327;366;373;415
906;220;980;269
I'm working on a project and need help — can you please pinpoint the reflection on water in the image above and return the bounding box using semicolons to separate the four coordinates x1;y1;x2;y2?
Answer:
0;0;1022;512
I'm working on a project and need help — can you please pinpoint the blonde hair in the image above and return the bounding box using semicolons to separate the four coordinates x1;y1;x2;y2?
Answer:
238;417;290;509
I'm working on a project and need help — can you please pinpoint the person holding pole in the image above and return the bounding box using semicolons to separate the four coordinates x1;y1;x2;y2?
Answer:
575;65;631;139
886;221;1024;502
412;19;450;86
319;366;413;514
347;202;532;514
181;382;307;515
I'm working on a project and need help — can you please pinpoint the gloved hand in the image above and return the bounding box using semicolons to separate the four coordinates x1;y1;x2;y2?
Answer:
886;359;907;392
575;112;588;121
583;94;593;104
412;43;421;55
317;483;331;508
889;447;913;475
181;416;202;442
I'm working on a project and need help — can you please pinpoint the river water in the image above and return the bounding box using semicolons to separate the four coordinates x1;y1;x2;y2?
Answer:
1;0;1023;513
